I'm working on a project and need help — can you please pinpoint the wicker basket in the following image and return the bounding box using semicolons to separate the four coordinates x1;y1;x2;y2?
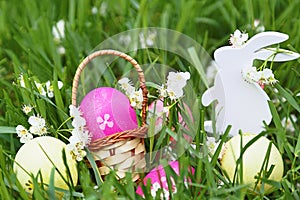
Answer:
71;50;148;182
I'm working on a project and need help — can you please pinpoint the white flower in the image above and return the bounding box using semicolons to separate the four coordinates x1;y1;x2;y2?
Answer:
229;29;248;48
206;137;221;159
20;133;33;143
258;68;277;85
139;30;157;48
281;114;297;132
100;2;108;17
28;116;47;136
253;19;265;33
69;105;82;118
118;78;135;96
71;116;86;129
158;84;168;98
91;6;98;15
66;142;87;161
166;71;190;100
46;81;63;98
18;74;26;88
16;125;28;137
118;34;132;46
70;129;91;146
22;104;33;115
57;46;66;55
241;67;260;83
52;20;65;41
16;125;33;143
34;81;46;96
28;116;46;128
129;89;143;109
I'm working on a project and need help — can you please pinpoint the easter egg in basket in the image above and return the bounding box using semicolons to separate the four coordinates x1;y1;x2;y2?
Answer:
13;136;78;195
136;161;194;199
80;87;138;141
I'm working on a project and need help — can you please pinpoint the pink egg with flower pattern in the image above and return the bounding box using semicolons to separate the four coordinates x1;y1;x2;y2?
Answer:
136;161;194;199
80;87;138;141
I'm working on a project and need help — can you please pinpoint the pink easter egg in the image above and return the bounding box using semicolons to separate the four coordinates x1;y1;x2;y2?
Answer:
80;87;138;141
136;161;194;199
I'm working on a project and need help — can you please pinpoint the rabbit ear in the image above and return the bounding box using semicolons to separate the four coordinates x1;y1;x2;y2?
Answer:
254;48;300;61
244;32;289;53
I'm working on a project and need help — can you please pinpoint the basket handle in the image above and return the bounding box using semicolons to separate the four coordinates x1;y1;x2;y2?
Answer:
71;49;148;126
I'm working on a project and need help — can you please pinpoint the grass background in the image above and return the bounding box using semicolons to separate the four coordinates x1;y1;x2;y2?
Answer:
0;0;299;199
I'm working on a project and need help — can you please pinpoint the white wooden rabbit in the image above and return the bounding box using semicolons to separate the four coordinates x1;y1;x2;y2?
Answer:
202;31;299;136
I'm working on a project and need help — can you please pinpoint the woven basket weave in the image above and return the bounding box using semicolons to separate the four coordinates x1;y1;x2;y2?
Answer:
71;50;148;181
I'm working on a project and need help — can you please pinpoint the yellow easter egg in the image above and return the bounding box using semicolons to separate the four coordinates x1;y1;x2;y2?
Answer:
13;136;78;194
220;133;283;194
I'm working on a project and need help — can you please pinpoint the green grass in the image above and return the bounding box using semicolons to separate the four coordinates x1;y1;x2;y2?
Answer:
0;0;300;199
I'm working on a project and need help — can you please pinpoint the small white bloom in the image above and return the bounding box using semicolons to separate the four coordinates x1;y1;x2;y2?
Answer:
69;105;82;118
259;68;277;85
91;6;98;15
70;129;91;146
52;20;65;41
18;74;26;88
229;29;248;48
16;125;33;143
71;116;86;129
139;30;157;48
22;104;33;115
166;71;190;100
29;125;47;136
118;78;135;96
281;114;297;132
20;133;33;143
100;2;108;17
28;115;47;136
16;125;29;137
28;116;46;128
118;34;132;46
146;31;157;46
158;84;168;98
46;81;63;98
57;46;66;55
66;142;87;161
129;89;143;109
253;19;265;33
241;67;260;83
206;137;220;157
34;81;46;96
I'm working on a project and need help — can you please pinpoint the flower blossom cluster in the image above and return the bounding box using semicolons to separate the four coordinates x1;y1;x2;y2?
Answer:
66;105;92;161
229;29;248;48
161;71;191;100
118;71;191;109
242;67;278;87
118;78;143;109
18;74;63;98
16;106;47;143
